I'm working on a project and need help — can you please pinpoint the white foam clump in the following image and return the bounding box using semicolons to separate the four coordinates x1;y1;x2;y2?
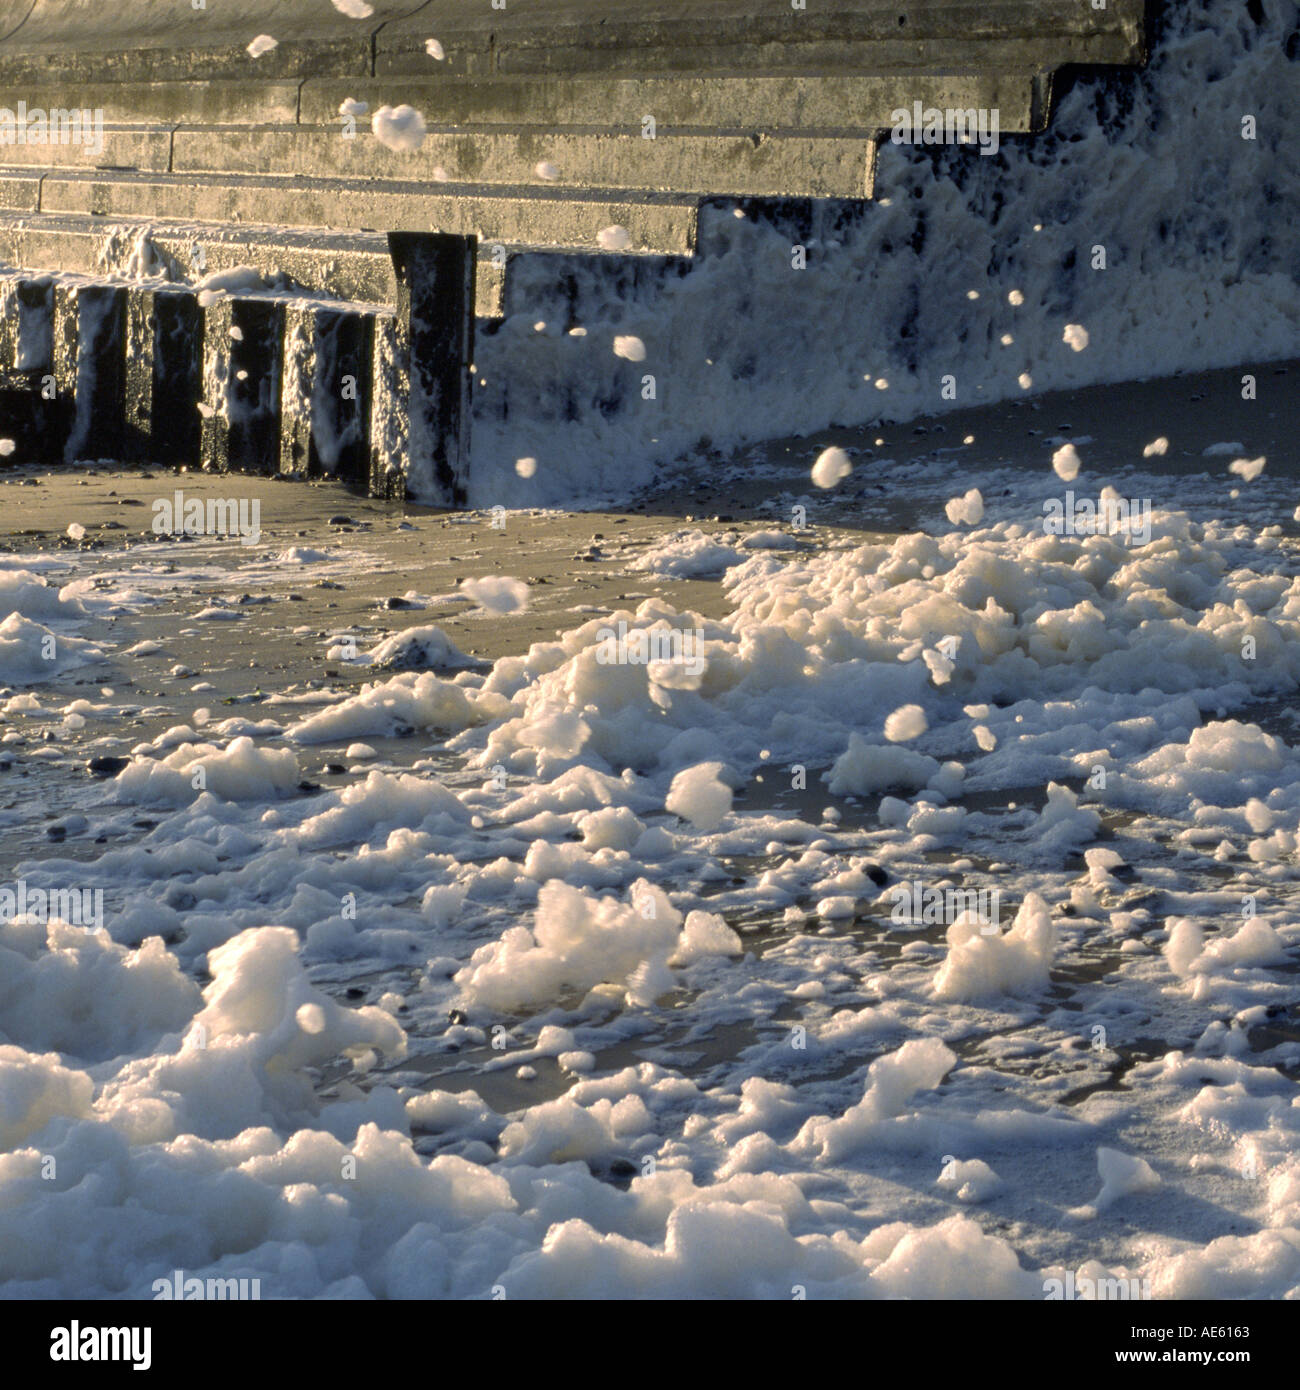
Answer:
372;105;427;152
333;0;374;15
1034;783;1101;851
1228;455;1266;481
1164;917;1287;984
116;736;301;804
425;38;445;60
669;909;743;965
933;892;1056;1002
944;487;983;525
884;703;927;742
828;734;939;796
811;446;852;489
629;528;745;579
792;1038;956;1162
665;761;732;831
363;625;473;670
1143;436;1169;456
597;226;632;251
294;770;468;851
1071;1146;1162;1219
0;917;199;1062
0;613;104;685
515;457;538;478
741;530;799;550
1122;722;1288;810
278;546;331;564
339;97;368;117
535;161;560;180
1051;442;1081;481
498;1091;652;1165
286;672;499;744
246;35;277;57
459;575;529;614
613;335;646;362
1062;323;1090;352
937;1158;1003;1203
103;926;407;1140
0;568;86;621
456;879;688;1011
195;264;267;307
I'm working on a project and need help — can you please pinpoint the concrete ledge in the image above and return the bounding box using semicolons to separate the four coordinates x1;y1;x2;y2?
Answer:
0;1;1147;81
25;170;703;256
166;126;876;200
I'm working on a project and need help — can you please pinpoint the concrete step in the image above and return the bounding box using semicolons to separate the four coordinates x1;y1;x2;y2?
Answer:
10;169;702;258
0;213;399;306
0;121;874;201
0;69;1043;137
0;209;695;322
169;126;877;201
302;70;1048;137
0;126;173;173
0;1;1147;83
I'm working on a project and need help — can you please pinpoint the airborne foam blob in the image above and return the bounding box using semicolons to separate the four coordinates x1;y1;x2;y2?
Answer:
884;704;928;742
944;487;984;525
246;35;278;58
332;0;374;15
1063;323;1090;352
372;105;427;152
810;446;852;489
459;575;530;614
1052;443;1081;481
613;335;646;362
1143;436;1169;456
425;39;445;60
1228;455;1266;481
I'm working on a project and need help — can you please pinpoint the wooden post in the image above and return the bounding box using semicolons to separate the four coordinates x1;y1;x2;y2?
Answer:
200;296;285;474
371;232;475;506
125;287;204;465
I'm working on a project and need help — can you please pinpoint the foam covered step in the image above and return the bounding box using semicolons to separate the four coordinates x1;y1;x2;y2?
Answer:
171;125;876;200
36;170;701;257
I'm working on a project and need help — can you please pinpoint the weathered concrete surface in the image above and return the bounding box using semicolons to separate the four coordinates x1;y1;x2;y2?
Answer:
0;1;1147;80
